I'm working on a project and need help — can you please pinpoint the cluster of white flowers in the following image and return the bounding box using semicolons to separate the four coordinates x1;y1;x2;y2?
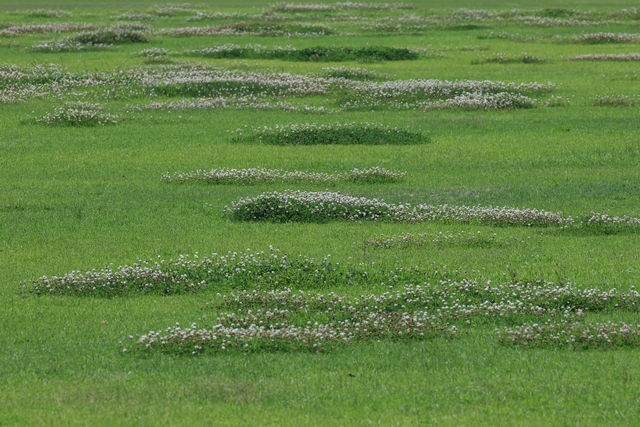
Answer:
129;96;328;112
509;16;618;26
226;190;571;226
22;9;74;18
136;48;171;59
0;22;100;37
570;53;640;61
499;321;640;349
352;79;553;99
269;2;415;12
28;248;417;296
584;212;640;227
111;12;157;21
162;166;405;185
132;64;342;97
133;309;450;354
476;31;538;42
187;12;255;21
184;43;298;57
418;92;536;110
34;102;119;126
157;23;332;37
341;79;552;110
130;279;640;354
32;40;115;53
571;32;640;44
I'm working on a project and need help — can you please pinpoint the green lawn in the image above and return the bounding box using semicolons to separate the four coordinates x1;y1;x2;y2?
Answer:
1;0;640;425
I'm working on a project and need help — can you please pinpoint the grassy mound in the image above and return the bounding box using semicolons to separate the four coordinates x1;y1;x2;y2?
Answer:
232;122;428;145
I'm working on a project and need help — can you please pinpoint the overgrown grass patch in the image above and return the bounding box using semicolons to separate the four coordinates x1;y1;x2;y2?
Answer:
591;95;636;107
185;45;419;62
472;52;546;64
231;122;428;145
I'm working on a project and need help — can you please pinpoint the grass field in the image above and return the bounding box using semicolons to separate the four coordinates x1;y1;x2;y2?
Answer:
1;0;640;425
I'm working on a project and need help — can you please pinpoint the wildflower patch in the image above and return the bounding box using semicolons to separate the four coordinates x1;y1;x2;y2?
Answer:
127;280;640;354
161;167;405;185
225;190;571;226
32;102;119;127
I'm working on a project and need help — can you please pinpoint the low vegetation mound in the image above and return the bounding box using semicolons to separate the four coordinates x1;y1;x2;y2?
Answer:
227;191;640;232
186;45;419;62
33;102;119;126
127;278;640;354
162;166;405;185
569;53;640;61
225;190;569;226
231;122;427;145
570;32;640;44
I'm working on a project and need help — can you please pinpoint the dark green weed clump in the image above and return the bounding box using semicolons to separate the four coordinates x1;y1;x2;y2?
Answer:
231;122;428;145
69;28;149;44
276;46;418;62
321;66;386;80
185;45;419;62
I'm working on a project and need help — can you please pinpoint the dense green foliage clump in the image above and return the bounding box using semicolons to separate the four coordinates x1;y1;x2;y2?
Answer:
187;45;419;62
233;122;428;145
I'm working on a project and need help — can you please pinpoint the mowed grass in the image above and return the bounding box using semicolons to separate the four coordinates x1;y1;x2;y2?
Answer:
1;0;640;425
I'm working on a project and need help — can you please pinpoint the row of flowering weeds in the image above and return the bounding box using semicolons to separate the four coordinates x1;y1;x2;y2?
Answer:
498;321;640;349
226;191;640;231
2;63;555;112
230;122;427;145
225;190;571;226
339;78;552;110
269;2;415;11
157;22;333;37
33;102;119;126
0;22;101;37
127;95;329;113
570;32;640;44
161;167;405;185
569;53;640;61
128;278;640;354
27;249;445;297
